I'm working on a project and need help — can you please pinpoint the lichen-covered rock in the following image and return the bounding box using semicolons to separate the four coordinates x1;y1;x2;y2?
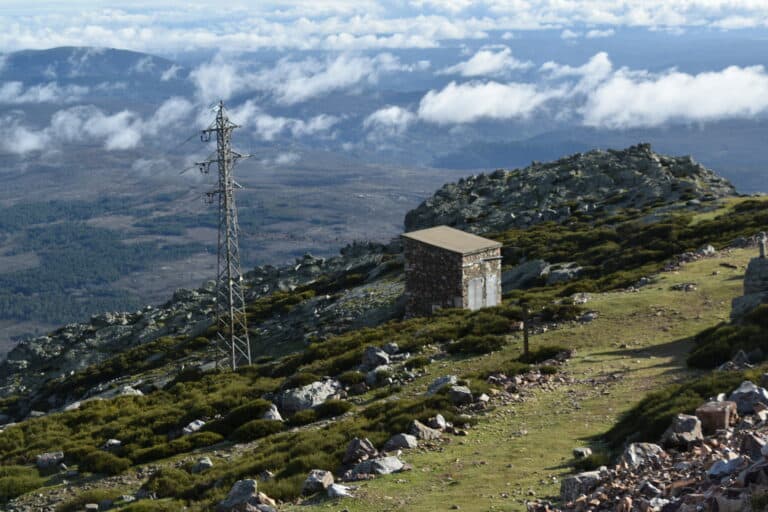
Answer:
383;433;418;451
408;419;442;441
342;437;378;465
621;443;666;468
280;379;342;415
560;470;603;502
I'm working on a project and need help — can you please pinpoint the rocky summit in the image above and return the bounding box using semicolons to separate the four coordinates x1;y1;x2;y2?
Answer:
405;143;736;233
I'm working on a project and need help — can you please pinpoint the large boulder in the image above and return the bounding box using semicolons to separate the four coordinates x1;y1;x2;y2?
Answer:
302;469;334;495
342;437;378;465
280;379;342;415
261;403;283;422
448;385;473;405
502;259;549;291
36;451;64;470
215;479;277;512
695;401;737;433
728;381;768;415
383;433;418;451
621;443;666;468
362;346;390;369
731;257;768;321
661;414;703;449
708;456;749;479
346;456;405;480
408;419;442;441
427;375;458;395
560;470;603;502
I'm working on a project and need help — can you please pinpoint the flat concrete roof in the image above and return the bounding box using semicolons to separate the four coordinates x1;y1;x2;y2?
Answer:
402;225;502;255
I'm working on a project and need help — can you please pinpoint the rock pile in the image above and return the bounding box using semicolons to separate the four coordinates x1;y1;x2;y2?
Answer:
405;144;735;234
527;378;768;512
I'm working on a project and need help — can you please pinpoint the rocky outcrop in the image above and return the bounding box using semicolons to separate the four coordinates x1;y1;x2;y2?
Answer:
279;379;343;415
405;144;735;233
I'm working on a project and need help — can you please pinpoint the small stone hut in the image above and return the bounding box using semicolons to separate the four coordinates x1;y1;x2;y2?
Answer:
402;225;502;317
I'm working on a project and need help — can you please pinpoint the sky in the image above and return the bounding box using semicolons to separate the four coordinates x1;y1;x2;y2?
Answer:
1;1;768;163
1;1;768;53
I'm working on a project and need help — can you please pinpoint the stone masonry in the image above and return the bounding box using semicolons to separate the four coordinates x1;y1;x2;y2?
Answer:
731;232;768;320
402;225;502;317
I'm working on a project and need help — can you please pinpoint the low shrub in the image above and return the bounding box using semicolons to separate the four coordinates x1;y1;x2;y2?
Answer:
573;452;610;472
518;345;568;364
540;365;559;375
282;372;322;390
0;466;44;502
605;369;759;449
121;500;189;512
446;335;506;355
405;355;431;369
338;370;365;386
79;450;131;475
315;400;353;419
56;490;122;512
231;419;283;443
208;399;274;436
688;305;768;368
287;409;317;427
145;467;193;498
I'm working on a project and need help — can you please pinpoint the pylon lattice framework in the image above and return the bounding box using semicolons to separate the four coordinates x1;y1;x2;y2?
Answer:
198;101;251;370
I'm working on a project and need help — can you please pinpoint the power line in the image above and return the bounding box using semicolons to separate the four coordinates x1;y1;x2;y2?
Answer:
197;101;252;371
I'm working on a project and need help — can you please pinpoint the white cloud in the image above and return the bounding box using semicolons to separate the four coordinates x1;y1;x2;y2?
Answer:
582;64;768;128
0;2;767;54
586;28;615;38
540;51;614;94
561;29;581;39
160;64;182;81
363;105;417;136
501;31;515;40
438;47;531;77
417;80;563;124
191;53;415;105
274;152;301;165
228;99;340;140
131;55;155;73
0;81;89;104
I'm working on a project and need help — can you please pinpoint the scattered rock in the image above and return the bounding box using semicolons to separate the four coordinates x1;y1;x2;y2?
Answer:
560;470;603;502
572;447;592;459
362;346;390;368
215;479;277;512
383;433;418;451
409;420;442;441
448;385;473;405
729;380;768;415
183;419;206;435
261;403;283;422
328;483;354;498
192;457;214;474
427;375;458;395
695;401;738;433
661;414;703;449
280;378;343;415
36;451;64;470
621;443;666;468
342;437;378;465
302;469;334;495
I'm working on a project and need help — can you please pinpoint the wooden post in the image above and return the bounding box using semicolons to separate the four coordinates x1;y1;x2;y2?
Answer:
522;306;530;356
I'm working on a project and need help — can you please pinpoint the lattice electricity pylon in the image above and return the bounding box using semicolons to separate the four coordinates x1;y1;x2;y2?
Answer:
197;101;251;370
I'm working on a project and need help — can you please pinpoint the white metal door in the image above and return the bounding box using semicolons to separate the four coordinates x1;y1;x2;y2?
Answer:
468;278;484;310
485;274;499;307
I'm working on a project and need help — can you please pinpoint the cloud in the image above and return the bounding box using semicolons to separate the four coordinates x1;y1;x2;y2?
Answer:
161;64;182;81
586;28;615;38
363;105;416;136
0;115;49;154
274;152;301;165
131;55;156;73
582;64;768;128
228;99;340;140
438;47;531;77
417;80;563;124
560;29;581;39
191;53;416;105
1;2;768;54
540;51;614;94
0;81;89;104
